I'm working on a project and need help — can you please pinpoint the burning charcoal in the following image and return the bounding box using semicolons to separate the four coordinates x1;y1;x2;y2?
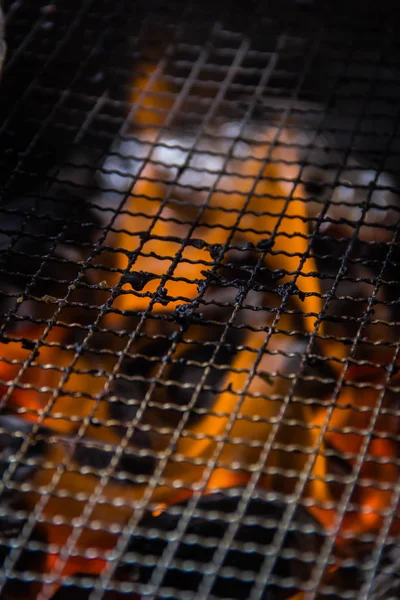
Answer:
100;315;327;503
105;106;325;339
150;324;329;501
0;326;110;437
309;357;400;555
124;489;325;599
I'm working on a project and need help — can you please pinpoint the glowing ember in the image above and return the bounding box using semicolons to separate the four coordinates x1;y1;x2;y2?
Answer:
0;59;399;600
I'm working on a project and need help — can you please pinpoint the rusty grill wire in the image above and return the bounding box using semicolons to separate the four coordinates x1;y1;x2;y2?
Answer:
1;0;400;599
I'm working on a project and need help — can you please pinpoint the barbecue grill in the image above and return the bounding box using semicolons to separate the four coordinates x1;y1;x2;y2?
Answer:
1;0;400;598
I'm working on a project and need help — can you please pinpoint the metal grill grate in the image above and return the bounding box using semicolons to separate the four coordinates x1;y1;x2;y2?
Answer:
1;1;400;598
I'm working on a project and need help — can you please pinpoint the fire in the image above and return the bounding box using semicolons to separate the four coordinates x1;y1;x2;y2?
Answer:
102;116;323;340
0;59;398;599
0;323;115;436
309;362;400;552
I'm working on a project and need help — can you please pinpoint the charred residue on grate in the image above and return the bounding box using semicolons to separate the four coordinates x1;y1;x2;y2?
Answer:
0;1;400;599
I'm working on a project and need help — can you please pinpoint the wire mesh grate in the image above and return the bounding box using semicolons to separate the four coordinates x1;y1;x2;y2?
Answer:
1;0;400;599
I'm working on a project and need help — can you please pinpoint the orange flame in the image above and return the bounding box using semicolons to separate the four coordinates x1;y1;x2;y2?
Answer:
96;61;324;342
1;61;398;600
309;362;400;552
0;324;114;436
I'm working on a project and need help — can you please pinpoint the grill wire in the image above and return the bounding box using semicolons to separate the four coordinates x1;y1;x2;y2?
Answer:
1;1;400;599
